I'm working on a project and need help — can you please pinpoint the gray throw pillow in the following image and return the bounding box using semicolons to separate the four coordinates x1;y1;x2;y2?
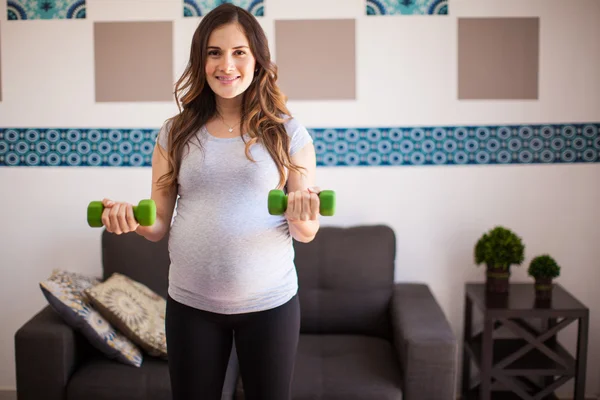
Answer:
40;269;143;367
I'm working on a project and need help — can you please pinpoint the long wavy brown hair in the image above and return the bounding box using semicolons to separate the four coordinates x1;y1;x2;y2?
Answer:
157;3;305;191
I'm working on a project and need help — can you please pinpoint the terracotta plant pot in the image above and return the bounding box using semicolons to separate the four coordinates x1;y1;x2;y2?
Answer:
534;277;553;299
486;266;510;293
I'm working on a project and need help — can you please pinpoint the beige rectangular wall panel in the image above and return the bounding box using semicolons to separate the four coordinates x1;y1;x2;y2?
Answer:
0;24;2;102
94;21;174;102
275;19;356;100
458;17;539;100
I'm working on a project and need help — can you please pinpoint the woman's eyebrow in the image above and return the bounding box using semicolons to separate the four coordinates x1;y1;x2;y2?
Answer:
207;45;249;49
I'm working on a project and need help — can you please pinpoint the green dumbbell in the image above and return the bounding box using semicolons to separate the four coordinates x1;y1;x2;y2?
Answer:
87;199;156;228
268;189;336;216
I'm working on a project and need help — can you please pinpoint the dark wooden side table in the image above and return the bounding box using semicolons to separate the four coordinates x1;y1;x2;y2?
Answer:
461;283;589;400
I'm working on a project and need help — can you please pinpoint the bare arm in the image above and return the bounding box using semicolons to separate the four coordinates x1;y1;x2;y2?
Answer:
135;142;178;242
285;142;320;243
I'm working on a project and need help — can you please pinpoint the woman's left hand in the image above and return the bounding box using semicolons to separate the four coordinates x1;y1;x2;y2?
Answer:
285;187;321;222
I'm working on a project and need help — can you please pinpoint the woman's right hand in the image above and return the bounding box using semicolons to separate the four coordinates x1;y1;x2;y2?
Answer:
101;198;140;235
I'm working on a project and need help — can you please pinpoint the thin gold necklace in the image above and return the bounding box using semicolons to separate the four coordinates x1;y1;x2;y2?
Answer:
217;112;240;133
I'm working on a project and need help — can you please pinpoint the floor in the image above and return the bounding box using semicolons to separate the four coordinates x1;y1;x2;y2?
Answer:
0;389;595;400
0;391;15;400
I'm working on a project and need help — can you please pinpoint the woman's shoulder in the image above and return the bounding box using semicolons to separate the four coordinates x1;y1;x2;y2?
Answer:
279;114;313;155
280;114;307;136
156;115;178;149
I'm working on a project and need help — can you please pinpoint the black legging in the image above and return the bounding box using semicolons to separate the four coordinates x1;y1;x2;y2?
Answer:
165;293;300;400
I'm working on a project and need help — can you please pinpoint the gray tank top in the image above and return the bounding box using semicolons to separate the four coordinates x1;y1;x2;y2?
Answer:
156;116;313;314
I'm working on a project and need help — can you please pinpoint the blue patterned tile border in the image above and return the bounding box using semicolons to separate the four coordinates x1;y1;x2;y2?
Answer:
0;128;158;167
367;0;447;15
183;0;263;17
7;0;86;20
1;123;599;167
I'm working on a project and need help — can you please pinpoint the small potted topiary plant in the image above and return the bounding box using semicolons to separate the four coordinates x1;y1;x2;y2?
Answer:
475;226;525;293
528;254;560;299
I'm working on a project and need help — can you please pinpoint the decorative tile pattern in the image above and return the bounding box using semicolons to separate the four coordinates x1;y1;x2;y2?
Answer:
7;0;86;20
1;123;599;167
311;124;599;166
0;128;160;167
367;0;447;15
183;0;263;17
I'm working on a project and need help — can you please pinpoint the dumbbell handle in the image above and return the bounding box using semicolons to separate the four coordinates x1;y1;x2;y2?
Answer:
268;189;335;216
87;199;156;227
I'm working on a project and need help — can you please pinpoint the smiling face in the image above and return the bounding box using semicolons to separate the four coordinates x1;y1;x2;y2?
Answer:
205;22;257;101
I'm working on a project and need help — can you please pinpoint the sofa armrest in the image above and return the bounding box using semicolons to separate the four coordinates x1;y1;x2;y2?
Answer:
391;283;457;400
15;305;90;400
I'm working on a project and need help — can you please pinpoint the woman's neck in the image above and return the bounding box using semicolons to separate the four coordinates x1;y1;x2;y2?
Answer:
209;95;245;137
215;96;242;121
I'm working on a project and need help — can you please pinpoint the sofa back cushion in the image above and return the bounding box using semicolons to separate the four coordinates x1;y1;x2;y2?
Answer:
293;225;395;339
101;230;170;299
101;225;396;340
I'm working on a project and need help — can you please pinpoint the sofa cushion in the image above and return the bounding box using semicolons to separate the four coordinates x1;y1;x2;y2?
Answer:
85;272;167;359
293;225;396;340
292;334;403;400
67;355;170;400
102;230;170;299
39;269;143;367
66;351;239;400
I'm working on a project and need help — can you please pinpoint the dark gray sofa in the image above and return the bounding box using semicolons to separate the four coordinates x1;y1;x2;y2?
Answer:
15;224;457;400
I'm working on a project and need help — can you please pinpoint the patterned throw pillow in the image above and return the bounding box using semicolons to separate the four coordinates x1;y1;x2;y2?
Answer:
84;273;167;359
39;269;143;367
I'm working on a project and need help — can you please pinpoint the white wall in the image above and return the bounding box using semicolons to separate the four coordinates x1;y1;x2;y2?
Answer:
1;0;599;397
